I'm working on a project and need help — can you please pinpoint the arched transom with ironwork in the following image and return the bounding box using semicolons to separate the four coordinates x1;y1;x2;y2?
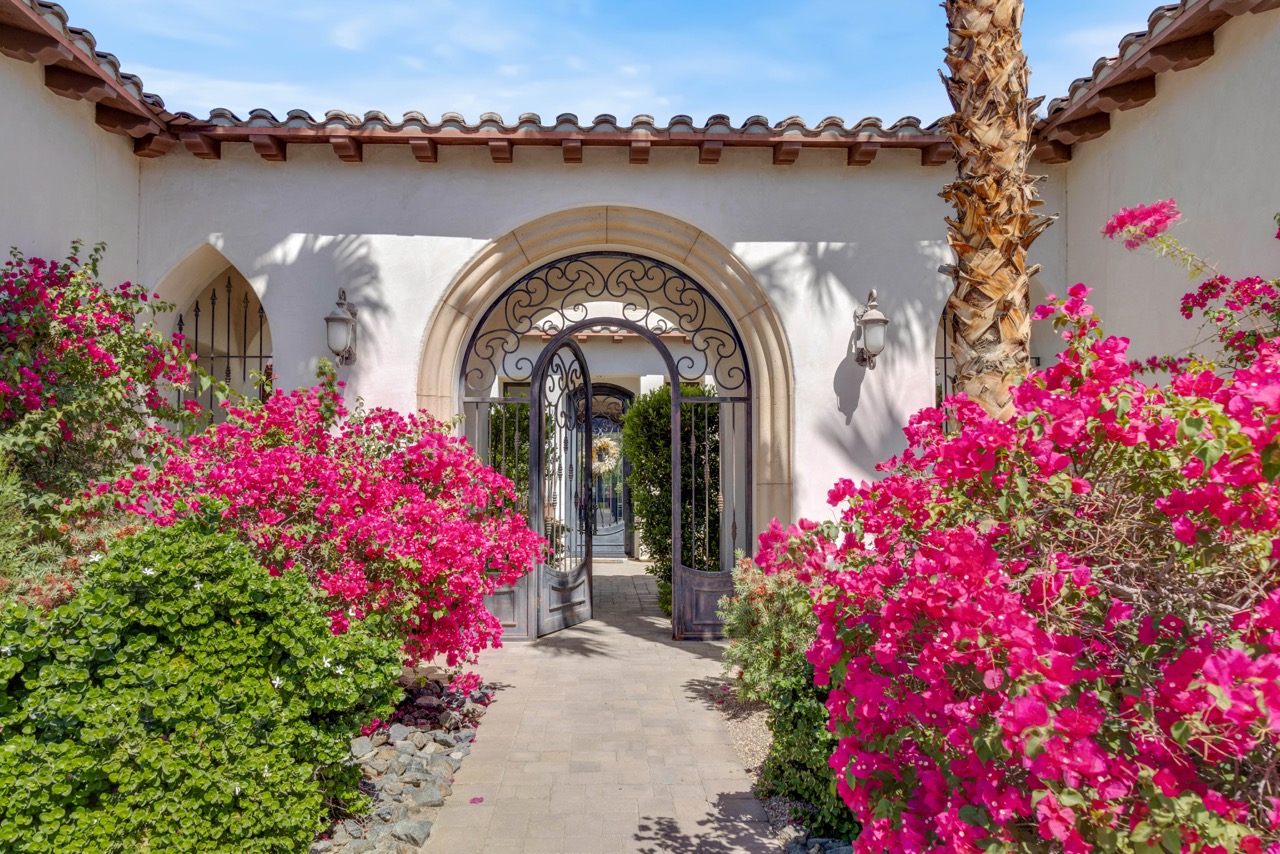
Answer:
462;252;749;397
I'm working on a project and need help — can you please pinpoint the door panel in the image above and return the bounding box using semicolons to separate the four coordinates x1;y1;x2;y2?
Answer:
531;341;593;637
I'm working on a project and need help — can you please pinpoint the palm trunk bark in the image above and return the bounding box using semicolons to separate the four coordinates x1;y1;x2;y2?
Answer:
941;0;1054;420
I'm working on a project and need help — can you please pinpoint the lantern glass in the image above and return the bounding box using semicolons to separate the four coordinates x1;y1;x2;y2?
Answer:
325;308;353;357
862;315;888;357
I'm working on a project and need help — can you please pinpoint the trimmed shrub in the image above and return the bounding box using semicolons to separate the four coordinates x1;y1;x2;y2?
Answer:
623;383;720;610
0;517;403;854
720;557;860;840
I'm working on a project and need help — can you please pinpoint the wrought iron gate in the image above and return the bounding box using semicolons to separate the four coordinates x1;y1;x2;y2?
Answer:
530;340;593;636
461;252;752;641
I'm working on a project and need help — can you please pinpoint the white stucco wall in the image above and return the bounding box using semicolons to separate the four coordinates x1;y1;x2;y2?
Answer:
0;57;140;287
1063;12;1280;361
141;143;1062;519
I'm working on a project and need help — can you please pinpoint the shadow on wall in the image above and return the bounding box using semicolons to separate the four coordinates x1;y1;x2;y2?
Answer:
252;234;389;389
750;238;951;474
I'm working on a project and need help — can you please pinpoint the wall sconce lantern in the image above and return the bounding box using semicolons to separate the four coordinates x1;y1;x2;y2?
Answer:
324;288;359;366
854;289;890;369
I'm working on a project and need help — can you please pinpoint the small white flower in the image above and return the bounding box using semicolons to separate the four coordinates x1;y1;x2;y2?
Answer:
233;785;240;796
0;646;12;656
87;554;103;563
322;657;333;668
141;567;156;577
271;676;281;689
335;665;345;675
193;581;202;591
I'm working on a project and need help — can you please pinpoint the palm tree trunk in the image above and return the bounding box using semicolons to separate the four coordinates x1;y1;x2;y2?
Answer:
941;0;1054;420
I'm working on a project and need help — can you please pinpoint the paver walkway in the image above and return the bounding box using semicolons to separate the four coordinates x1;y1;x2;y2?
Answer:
426;560;774;853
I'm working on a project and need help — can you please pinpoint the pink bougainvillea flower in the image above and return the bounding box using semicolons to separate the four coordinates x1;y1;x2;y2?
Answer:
1101;198;1182;249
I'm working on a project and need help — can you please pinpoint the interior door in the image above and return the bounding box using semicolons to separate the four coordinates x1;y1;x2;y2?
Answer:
530;340;593;636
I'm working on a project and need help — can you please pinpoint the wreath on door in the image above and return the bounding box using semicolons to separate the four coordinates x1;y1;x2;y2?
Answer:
591;435;622;477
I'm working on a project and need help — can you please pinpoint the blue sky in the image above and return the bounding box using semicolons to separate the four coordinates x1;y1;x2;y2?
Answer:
69;0;1166;125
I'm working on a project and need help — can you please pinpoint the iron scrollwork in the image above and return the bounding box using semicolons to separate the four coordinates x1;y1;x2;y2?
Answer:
463;253;748;397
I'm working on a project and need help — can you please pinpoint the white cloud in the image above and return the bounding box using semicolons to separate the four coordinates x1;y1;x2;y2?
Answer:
330;17;377;51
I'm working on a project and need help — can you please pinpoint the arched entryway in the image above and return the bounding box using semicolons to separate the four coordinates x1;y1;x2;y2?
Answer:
458;253;751;641
417;207;795;641
588;383;634;560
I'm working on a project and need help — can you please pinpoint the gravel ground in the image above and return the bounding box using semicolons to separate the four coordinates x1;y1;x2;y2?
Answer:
690;677;805;847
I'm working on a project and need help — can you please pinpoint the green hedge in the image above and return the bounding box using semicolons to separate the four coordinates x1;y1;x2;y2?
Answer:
622;384;720;608
0;517;404;854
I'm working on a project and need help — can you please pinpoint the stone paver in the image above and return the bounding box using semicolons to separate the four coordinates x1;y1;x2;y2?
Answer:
427;560;773;853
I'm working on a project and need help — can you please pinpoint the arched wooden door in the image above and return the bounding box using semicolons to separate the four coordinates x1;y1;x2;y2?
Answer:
529;340;593;636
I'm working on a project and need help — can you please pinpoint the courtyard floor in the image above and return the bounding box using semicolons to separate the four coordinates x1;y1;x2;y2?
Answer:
424;560;774;853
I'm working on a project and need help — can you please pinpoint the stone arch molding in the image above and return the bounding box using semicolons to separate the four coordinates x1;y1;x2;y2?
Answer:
418;205;795;534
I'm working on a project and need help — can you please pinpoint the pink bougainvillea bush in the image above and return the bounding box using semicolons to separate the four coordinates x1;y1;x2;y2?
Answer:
111;371;542;668
0;244;206;607
758;212;1280;852
0;243;199;511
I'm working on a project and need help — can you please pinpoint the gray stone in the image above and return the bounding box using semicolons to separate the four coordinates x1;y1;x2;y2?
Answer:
310;841;333;853
462;700;486;720
431;731;455;748
409;784;446;808
382;781;404;797
778;826;807;847
369;730;389;748
390;819;433;847
438;709;462;729
828;847;854;854
348;839;375;854
404;757;429;777
388;723;411;743
785;845;807;854
375;801;409;823
408;731;430;750
457;727;477;743
390;756;409;776
394;741;418;755
349;736;373;759
366;757;391;774
418;741;443;756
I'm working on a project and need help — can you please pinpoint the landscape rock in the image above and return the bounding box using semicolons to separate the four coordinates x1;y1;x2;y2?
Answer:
778;826;807;847
315;674;489;853
410;784;446;808
390;819;433;847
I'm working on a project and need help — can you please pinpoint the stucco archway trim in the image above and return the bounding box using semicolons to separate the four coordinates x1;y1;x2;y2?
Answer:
417;205;795;533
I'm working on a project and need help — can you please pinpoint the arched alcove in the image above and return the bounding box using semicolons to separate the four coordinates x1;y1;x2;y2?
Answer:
417;206;795;539
154;243;274;411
